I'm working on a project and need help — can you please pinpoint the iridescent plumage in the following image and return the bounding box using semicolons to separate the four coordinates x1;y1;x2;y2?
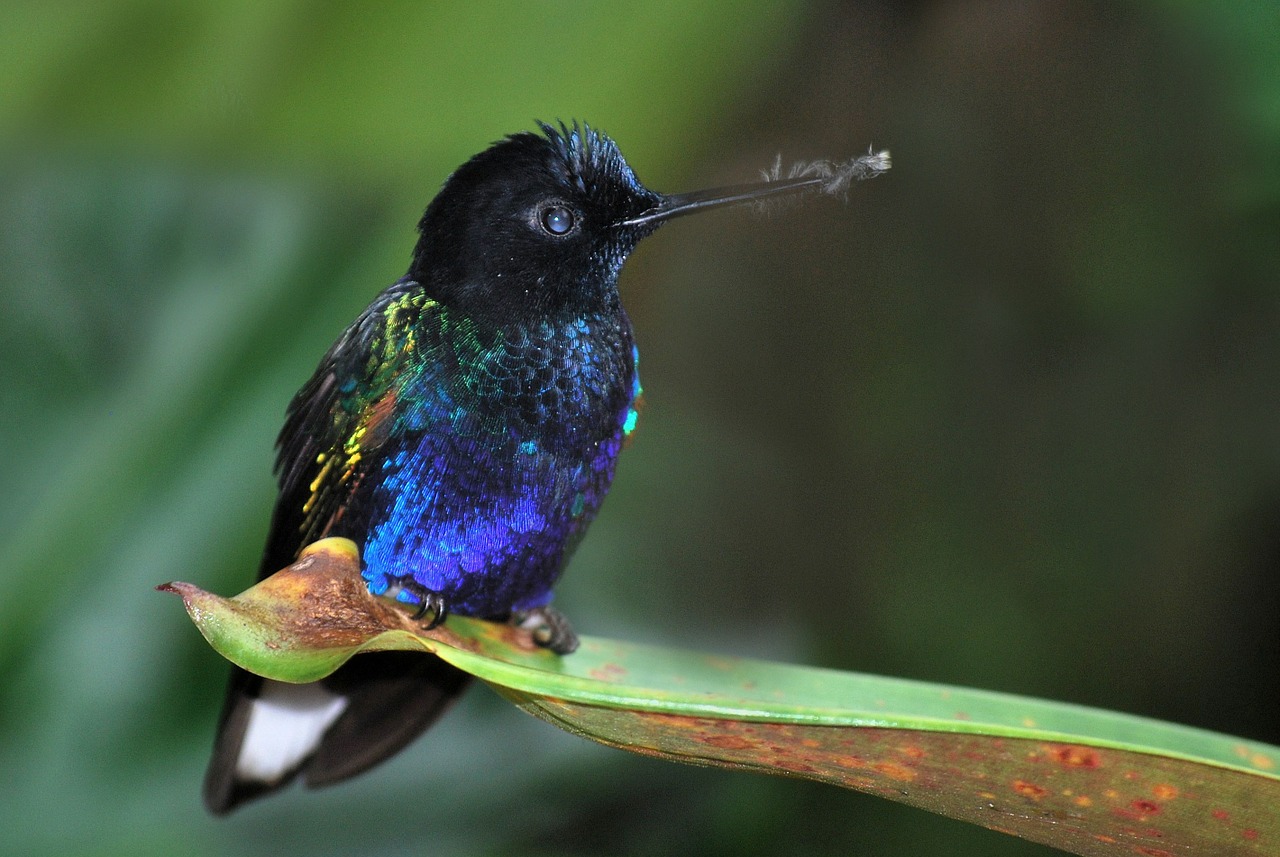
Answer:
205;121;887;814
206;123;657;813
264;124;655;620
304;290;640;616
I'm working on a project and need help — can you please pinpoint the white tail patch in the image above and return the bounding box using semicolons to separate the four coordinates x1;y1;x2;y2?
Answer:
236;680;349;783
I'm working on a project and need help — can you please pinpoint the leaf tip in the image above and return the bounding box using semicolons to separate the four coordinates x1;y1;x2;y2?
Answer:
157;580;204;601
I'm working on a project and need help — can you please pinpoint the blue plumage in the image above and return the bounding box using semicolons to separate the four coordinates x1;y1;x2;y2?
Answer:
205;121;886;814
262;124;655;624
355;305;640;616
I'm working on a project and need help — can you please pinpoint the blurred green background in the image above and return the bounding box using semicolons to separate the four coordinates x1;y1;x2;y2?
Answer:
2;2;1278;855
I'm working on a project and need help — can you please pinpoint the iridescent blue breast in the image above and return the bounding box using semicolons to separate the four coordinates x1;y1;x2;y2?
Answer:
352;310;639;617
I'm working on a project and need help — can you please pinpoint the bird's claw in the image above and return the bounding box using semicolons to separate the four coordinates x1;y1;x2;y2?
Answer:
411;591;448;630
513;605;579;654
383;578;449;630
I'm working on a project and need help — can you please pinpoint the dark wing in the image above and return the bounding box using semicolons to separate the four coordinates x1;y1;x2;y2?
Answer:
262;278;425;579
204;280;473;814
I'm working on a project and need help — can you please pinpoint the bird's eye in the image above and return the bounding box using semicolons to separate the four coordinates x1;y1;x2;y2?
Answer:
539;204;576;236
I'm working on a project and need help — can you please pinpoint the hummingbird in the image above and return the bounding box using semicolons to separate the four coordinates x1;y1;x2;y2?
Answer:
204;121;888;814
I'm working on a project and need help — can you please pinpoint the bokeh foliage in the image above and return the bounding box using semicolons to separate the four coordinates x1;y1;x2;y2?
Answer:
1;3;1278;856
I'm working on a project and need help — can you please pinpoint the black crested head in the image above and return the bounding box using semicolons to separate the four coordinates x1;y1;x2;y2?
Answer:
408;121;661;321
407;120;891;323
533;121;655;222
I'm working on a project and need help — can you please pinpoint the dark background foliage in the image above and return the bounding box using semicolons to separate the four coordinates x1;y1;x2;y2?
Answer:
1;3;1276;855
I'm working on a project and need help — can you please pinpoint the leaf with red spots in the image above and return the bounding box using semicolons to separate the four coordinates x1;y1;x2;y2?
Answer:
164;538;1280;856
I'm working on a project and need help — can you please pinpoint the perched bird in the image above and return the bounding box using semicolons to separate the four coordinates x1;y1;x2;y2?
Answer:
204;121;888;814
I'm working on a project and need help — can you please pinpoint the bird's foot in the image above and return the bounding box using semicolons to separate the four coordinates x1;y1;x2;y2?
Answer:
512;605;579;655
382;578;449;630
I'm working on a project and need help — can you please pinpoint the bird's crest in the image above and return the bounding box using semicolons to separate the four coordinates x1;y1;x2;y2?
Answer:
537;120;643;198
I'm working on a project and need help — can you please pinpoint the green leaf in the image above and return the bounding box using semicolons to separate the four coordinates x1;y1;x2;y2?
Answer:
163;538;1280;856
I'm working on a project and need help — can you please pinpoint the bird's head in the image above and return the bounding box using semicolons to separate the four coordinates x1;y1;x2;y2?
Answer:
410;121;889;323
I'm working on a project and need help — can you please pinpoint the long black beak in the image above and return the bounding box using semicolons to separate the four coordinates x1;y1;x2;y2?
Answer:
621;150;890;228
